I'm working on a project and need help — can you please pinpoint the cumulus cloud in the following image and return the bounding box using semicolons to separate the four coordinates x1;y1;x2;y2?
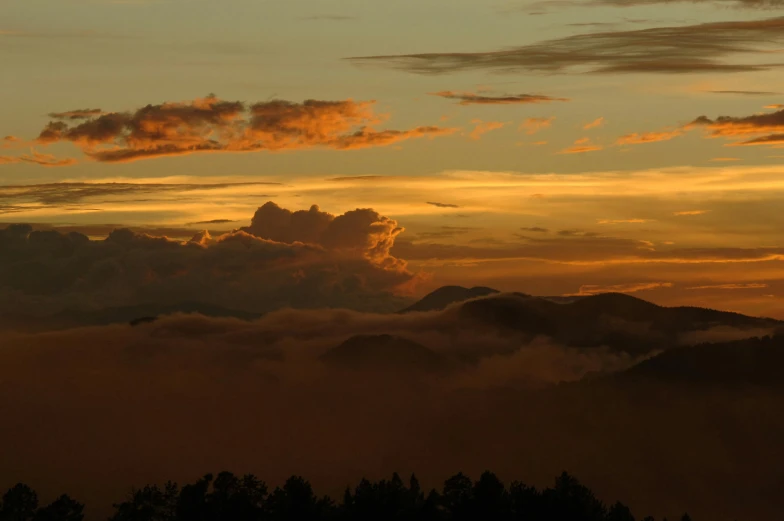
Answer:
0;202;418;320
349;17;784;75
33;95;455;163
240;202;405;268
431;91;568;105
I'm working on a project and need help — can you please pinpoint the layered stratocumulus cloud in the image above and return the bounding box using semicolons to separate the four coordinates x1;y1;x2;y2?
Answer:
31;95;455;164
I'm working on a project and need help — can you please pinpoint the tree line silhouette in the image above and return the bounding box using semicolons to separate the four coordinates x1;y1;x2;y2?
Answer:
1;471;698;521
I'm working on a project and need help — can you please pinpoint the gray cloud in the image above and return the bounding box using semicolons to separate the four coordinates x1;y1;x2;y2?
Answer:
431;91;568;105
0;202;418;321
426;201;460;208
349;17;784;75
186;219;238;226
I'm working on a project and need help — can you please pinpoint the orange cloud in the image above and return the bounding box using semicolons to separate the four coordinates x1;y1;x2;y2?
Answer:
687;283;768;290
558;137;603;154
520;117;555;135
597;219;650;224
0;150;77;167
566;282;673;296
583;117;605;130
764;104;784;110
34;95;455;163
728;134;784;147
615;129;683;145
431;91;568;105
469;120;505;140
689;107;784;147
674;210;709;216
710;157;741;162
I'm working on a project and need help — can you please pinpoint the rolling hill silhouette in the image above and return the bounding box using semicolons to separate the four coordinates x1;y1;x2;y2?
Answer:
399;285;501;313
320;334;447;372
451;291;780;353
611;334;784;387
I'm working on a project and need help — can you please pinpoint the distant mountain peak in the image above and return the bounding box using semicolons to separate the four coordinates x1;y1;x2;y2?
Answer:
400;285;501;313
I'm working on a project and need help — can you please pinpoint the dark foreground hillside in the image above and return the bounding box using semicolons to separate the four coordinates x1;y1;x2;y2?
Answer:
1;471;696;521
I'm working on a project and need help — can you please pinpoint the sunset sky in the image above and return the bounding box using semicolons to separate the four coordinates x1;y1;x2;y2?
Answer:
3;0;784;317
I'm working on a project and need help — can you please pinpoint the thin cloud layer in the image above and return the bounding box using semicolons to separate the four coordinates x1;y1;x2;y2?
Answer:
593;0;784;9
350;17;784;75
432;91;568;105
469;120;506;140
567;282;674;295
33;95;455;163
615;129;683;145
520;117;555;135
0;150;77;167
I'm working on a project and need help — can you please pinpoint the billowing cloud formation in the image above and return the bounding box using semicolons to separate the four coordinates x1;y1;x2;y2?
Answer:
240;202;405;268
432;91;568;105
351;17;784;75
34;95;455;163
0;202;417;321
